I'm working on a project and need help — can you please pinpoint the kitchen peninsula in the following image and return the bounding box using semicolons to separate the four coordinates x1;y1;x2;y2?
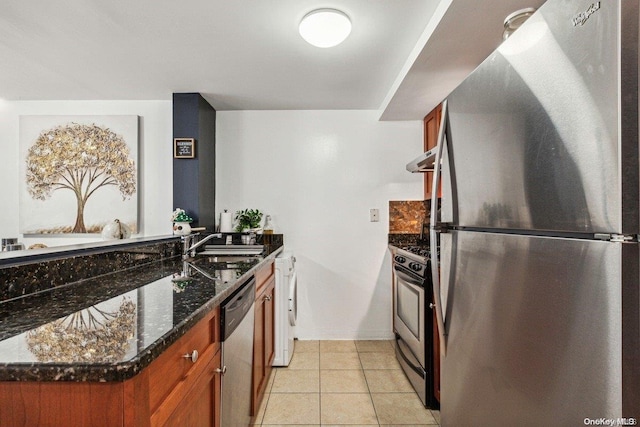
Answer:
0;235;282;426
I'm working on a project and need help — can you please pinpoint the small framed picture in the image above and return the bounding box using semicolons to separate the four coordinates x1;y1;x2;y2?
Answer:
174;138;195;158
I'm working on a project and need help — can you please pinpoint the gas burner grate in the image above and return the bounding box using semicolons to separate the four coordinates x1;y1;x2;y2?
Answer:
403;246;431;258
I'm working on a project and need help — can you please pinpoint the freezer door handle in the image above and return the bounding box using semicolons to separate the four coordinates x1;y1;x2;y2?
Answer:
430;100;449;355
430;99;447;211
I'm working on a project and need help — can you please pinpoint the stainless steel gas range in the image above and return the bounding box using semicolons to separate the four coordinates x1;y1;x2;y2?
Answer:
391;245;439;408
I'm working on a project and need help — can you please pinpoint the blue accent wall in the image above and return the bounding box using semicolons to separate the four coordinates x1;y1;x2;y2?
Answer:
172;93;216;230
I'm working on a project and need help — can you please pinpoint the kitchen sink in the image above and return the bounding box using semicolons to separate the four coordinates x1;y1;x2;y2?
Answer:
199;244;264;256
197;255;262;263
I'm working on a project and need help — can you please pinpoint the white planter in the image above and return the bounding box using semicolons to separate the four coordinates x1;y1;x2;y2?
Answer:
173;222;192;235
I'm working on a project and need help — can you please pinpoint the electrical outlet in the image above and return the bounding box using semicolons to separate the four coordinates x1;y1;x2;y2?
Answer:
370;208;380;222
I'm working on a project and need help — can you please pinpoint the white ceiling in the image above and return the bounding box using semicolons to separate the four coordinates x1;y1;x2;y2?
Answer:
0;0;546;120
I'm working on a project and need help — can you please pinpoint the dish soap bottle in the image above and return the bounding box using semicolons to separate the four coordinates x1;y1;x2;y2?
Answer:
263;215;274;234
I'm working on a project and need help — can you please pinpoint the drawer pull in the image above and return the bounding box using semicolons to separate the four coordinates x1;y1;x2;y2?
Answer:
182;350;199;363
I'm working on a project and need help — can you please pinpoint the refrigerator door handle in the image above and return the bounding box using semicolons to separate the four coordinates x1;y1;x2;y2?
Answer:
430;100;449;355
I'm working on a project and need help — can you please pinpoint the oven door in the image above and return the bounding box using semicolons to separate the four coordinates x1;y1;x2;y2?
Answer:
393;266;426;366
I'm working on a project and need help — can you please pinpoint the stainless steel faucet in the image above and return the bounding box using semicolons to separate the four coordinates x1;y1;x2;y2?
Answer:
182;233;222;259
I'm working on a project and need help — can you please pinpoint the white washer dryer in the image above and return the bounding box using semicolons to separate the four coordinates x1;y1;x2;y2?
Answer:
273;251;297;366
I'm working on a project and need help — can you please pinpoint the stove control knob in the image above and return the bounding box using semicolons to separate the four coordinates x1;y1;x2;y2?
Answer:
409;263;422;272
395;256;406;263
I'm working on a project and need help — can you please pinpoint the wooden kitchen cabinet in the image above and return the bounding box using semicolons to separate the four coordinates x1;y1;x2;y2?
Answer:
160;349;221;427
251;260;276;417
423;103;442;200
0;307;222;427
148;308;220;424
148;307;221;427
0;381;126;426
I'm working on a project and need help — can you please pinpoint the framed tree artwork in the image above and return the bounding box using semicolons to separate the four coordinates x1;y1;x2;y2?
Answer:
19;116;139;235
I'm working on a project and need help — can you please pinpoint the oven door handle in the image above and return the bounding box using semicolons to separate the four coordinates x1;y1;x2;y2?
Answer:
393;266;425;289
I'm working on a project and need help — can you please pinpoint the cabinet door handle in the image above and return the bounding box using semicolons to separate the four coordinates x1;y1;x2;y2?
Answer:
264;295;272;302
182;350;198;363
215;366;227;375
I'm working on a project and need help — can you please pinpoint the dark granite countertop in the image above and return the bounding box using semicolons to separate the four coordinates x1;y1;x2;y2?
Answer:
0;235;179;269
388;233;429;248
0;246;283;382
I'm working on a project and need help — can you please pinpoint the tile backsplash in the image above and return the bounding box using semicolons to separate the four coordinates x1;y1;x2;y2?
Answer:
389;200;430;234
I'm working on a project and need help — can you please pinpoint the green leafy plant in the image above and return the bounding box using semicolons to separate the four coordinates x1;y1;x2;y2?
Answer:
234;209;263;232
171;208;193;223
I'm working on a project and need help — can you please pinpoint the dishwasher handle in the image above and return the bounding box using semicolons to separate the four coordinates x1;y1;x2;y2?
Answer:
220;276;256;341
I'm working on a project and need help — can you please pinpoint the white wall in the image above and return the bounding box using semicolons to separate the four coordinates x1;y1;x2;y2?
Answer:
1;103;424;339
0;100;173;247
216;110;423;339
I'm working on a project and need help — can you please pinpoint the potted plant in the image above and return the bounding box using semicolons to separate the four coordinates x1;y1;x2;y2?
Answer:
234;209;263;232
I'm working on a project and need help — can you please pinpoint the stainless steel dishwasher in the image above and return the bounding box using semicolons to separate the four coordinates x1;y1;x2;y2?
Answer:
220;276;255;427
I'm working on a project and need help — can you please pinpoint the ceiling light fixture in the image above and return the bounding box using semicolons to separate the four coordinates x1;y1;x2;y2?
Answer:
299;9;352;48
502;7;537;40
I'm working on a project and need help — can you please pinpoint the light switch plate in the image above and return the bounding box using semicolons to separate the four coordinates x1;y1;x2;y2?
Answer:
370;208;379;222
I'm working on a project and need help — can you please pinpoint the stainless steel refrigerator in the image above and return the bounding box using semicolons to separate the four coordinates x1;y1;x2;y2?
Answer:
428;0;640;425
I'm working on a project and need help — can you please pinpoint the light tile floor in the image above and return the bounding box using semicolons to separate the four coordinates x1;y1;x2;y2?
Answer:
252;340;441;426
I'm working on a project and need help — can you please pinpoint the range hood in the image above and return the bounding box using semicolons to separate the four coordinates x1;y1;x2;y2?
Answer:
406;146;438;173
